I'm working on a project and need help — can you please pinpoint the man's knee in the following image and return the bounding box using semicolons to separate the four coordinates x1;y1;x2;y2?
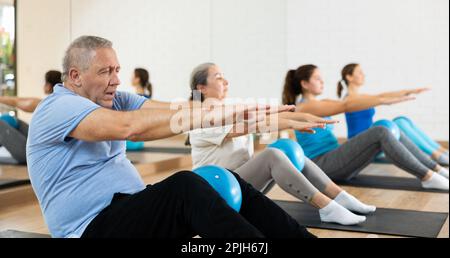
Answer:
0;120;11;130
169;171;219;196
170;171;206;186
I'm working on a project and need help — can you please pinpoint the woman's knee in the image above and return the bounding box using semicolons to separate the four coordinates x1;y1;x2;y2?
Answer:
394;116;411;124
369;126;392;140
263;148;290;164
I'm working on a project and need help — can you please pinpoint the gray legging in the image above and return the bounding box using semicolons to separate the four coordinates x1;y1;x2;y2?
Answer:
399;131;438;170
312;126;430;181
235;148;333;203
0;119;28;164
368;132;439;171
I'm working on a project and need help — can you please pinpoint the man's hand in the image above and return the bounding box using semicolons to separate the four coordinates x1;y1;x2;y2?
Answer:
211;104;296;126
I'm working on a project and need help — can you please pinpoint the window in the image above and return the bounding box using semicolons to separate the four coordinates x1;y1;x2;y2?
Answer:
0;0;15;114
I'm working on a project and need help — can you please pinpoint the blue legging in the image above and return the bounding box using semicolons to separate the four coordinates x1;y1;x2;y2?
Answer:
393;116;440;156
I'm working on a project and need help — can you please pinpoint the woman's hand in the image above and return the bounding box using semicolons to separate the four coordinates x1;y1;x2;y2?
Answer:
279;112;339;125
283;119;326;134
299;113;339;125
263;104;297;114
381;95;416;105
406;87;431;96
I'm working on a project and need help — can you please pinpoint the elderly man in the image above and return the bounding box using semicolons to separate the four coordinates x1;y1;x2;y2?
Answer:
27;36;317;238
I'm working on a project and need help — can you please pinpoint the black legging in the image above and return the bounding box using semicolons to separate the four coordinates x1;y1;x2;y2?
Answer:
81;171;315;238
0;119;28;164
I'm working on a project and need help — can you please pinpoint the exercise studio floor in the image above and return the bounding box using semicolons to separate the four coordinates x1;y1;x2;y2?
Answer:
0;135;448;238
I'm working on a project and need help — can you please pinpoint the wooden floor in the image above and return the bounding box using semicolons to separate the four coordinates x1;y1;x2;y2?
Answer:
0;135;448;238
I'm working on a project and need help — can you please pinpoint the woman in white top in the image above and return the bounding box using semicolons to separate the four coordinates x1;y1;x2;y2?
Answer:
189;63;377;226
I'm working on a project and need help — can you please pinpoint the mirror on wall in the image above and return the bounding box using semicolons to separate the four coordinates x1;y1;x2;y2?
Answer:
0;0;15;114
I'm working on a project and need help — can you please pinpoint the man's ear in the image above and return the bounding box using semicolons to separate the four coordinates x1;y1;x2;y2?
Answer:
69;68;82;87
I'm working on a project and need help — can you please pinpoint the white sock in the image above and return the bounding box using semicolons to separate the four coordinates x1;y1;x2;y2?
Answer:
334;191;377;214
438;167;449;179
319;200;366;226
437;154;449;167
422;173;449;190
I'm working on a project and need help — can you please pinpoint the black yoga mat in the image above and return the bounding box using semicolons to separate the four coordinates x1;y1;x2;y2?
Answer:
335;175;449;194
127;147;191;154
0;157;19;165
0;179;30;190
274;200;448;238
0;230;51;238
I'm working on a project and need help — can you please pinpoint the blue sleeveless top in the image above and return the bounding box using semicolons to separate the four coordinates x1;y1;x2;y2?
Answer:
345;108;376;138
295;99;340;159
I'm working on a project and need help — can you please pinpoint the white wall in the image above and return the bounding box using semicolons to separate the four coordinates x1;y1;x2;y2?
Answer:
211;0;286;101
287;0;449;139
17;0;449;140
71;0;211;99
0;0;14;5
70;0;286;102
16;0;71;121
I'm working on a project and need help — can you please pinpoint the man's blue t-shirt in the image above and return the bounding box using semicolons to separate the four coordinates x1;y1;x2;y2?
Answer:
26;84;148;238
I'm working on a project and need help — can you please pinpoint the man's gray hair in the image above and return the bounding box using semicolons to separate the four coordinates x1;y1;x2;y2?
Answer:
62;36;113;81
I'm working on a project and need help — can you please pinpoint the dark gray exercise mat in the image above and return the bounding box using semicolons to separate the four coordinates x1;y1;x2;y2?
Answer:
0;157;19;165
335;175;449;193
0;179;30;190
0;230;51;238
274;200;448;238
127;147;191;154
